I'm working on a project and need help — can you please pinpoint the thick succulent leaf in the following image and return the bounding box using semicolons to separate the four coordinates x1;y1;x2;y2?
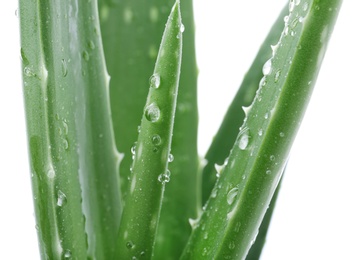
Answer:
201;4;288;206
153;0;200;258
181;0;343;259
116;2;183;258
19;0;121;259
99;0;175;203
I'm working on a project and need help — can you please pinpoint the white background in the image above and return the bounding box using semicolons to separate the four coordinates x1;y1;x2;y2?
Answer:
0;1;356;259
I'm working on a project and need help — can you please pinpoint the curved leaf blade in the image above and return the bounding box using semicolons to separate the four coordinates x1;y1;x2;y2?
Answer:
116;2;183;258
181;1;343;259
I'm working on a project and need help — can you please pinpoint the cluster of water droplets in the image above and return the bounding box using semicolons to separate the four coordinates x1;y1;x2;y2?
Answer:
158;169;171;184
55;114;70;151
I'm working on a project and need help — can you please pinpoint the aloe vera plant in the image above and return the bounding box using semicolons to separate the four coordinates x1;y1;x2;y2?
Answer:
18;0;342;259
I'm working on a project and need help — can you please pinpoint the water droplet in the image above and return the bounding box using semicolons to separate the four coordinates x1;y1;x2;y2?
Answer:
63;249;72;259
259;76;267;88
140;251;145;257
20;48;29;65
57;190;67;207
274;69;281;83
61;59;68;77
264;112;269;119
303;2;309;11
238;128;250;150
283;26;289;36
279;132;285;137
258;129;263;136
131;142;137;155
299;16;304;23
270;155;276;161
63;138;69;150
266;170;272;175
82;51;89;61
158;170;170;184
295;0;301;6
47;168;55;178
262;59;272;76
15;8;18;17
180;23;185;32
137;125;141;133
211;187;218;198
168;154;174;163
87;41;95;50
151;134;161;146
144;103;160;122
202;247;208;256
62;120;68;135
227;187;239;205
290;30;296;36
284;15;289;23
126;241;134;249
149;73;160;88
24;66;35;77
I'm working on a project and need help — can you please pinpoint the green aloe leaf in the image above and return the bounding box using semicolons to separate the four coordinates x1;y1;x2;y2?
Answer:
116;2;183;258
201;2;288;207
153;0;200;258
181;0;342;259
19;0;121;259
246;170;284;260
99;0;176;202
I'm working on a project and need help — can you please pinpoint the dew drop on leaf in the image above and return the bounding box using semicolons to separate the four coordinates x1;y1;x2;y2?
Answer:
180;23;185;32
88;40;95;49
126;241;134;249
168;154;174;163
63;250;72;259
82;51;89;61
145;103;160;122
149;73;160;88
61;59;68;77
238;128;250;150
151;134;161;146
131;142;137;155
227;187;239;205
57;190;67;207
24;67;35;77
262;59;272;76
274;69;281;83
158;170;170;184
47;168;55;179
